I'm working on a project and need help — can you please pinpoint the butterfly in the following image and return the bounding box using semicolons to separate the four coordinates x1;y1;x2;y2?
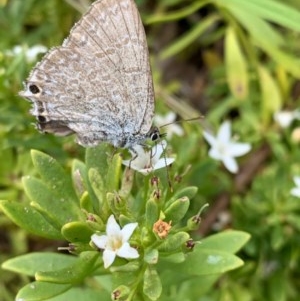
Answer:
19;0;160;150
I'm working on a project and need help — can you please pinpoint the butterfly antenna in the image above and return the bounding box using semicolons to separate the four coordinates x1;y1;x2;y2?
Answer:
159;115;204;130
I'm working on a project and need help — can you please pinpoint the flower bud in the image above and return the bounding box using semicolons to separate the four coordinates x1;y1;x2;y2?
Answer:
111;285;130;300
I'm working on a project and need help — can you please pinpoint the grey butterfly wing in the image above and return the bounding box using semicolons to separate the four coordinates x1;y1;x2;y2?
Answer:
19;0;154;147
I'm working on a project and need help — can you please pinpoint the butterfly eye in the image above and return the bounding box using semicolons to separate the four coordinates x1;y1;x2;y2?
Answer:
29;84;40;94
151;131;160;141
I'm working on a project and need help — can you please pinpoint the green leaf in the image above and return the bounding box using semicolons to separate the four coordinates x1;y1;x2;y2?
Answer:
258;65;282;125
258;40;300;77
16;282;72;301
164;196;190;224
23;176;83;228
225;27;248;100
88;167;105;210
224;0;300;31
71;159;88;199
221;4;284;48
31;150;78;204
106;153;122;192
145;198;159;229
36;251;99;284
158;232;190;252
143;266;162;301
1;252;77;277
200;230;251;253
165;186;198;208
45;287;111;301
286;214;300;231
85;144;110;212
178;246;244;275
61;221;94;243
144;249;159;265
145;1;209;24
85;144;110;180
160;252;185;264
110;261;140;273
0;200;62;239
160;14;220;59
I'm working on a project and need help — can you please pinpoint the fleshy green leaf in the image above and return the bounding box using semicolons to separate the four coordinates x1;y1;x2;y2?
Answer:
145;1;209;24
61;221;95;243
178;246;244;275
165;186;198;208
71;159;88;199
0;200;62;239
16;282;72;301
31;150;78;203
160;14;220;59
36;251;99;284
144;249;159;265
223;0;300;31
44;287;111;301
164;197;190;224
200;230;251;253
225;27;248;100
88;167;105;210
2;252;77;277
258;65;282;125
145;198;159;229
143;266;162;301
85;143;110;180
23;176;83;228
106;153;122;192
158;232;190;252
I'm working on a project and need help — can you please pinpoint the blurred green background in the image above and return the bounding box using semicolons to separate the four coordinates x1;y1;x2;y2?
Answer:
1;0;300;300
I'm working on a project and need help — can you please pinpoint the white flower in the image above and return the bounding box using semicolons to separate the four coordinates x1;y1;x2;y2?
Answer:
290;176;300;198
122;140;175;175
6;45;47;63
154;112;184;139
274;110;300;128
91;215;139;269
203;121;251;173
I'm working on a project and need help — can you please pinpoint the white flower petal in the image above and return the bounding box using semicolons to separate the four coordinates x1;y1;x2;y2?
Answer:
222;156;239;173
117;242;139;259
151;144;165;162
217;121;231;143
293;176;300;187
203;131;217;147
121;222;138;242
172;124;184;136
290;187;300;198
92;215;140;268
166;112;176;123
106;215;121;236
153;158;175;170
204;121;251;173
138;167;153;175
228;143;251;157
274;111;295;128
91;234;108;249
122;140;174;175
208;147;223;160
103;249;116;269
